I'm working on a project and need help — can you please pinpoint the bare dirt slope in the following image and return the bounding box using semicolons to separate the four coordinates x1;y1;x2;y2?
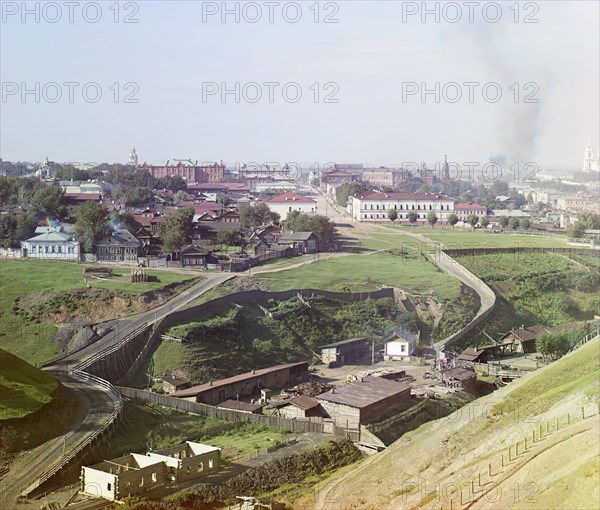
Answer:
304;336;600;510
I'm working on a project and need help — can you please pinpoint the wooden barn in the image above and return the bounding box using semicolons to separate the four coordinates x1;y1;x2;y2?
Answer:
316;376;411;428
320;338;370;367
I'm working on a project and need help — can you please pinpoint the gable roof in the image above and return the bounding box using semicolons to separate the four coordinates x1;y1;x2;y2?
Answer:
278;231;315;242
320;337;369;349
316;376;410;408
97;229;140;247
386;330;419;343
264;191;316;204
217;399;262;413
26;231;73;242
441;367;476;381
454;203;486;210
457;347;486;362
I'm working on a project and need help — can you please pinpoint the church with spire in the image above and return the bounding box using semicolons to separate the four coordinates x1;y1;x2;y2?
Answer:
128;146;139;167
582;141;600;172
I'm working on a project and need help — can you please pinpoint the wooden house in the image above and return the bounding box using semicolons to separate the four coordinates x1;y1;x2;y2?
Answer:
320;338;370;367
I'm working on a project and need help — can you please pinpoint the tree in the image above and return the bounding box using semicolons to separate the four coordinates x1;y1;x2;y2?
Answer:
283;213;337;244
113;211;138;233
239;203;280;229
30;186;66;220
509;217;520;230
216;230;242;246
480;216;490;229
336;182;370;207
0;212;35;249
387;209;398;222
155;175;187;192
567;212;600;239
74;201;111;253
520;218;531;231
447;213;459;229
407;212;418;226
426;212;438;228
159;207;194;255
467;215;479;228
536;332;571;360
498;216;509;228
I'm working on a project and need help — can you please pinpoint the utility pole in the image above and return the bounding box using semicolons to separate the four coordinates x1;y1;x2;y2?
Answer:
372;340;375;367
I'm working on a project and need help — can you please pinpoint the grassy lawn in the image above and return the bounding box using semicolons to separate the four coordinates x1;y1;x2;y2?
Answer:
257;250;461;300
108;400;287;460
382;225;573;249
0;260;200;365
152;339;185;377
0;348;59;420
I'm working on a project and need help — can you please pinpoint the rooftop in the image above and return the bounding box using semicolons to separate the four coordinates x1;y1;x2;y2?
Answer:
264;191;316;203
278;231;315;242
316;376;410;408
355;191;450;201
320;337;369;349
217;399;262;413
172;362;308;398
441;367;476;381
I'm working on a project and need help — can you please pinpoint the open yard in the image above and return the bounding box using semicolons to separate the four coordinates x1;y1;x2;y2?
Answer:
0;260;200;365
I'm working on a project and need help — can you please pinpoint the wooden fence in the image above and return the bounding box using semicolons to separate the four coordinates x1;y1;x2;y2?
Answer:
117;386;325;434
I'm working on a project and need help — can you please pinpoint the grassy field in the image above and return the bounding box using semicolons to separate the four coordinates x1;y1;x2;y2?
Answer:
0;348;59;420
0;260;200;365
257;250;461;299
454;251;599;337
382;224;573;249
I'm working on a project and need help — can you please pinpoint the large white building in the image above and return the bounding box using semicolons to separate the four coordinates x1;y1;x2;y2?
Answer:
348;191;454;222
263;191;317;220
20;231;80;260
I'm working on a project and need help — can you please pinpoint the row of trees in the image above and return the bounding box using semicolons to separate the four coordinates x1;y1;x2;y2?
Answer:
385;209;533;231
566;212;600;239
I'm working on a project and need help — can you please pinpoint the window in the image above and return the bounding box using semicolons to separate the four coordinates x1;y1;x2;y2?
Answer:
139;477;144;487
198;462;204;472
400;344;406;353
208;459;214;469
151;472;157;483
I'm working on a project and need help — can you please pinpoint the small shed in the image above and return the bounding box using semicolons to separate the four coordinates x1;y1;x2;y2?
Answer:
457;347;489;365
440;367;476;391
162;376;191;394
216;399;263;414
277;231;317;252
320;338;370;367
383;330;419;361
276;396;322;419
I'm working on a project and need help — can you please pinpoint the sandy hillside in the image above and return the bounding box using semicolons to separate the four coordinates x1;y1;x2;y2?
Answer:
300;336;600;510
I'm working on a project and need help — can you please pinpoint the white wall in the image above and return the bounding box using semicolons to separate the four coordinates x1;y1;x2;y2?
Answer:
267;201;316;220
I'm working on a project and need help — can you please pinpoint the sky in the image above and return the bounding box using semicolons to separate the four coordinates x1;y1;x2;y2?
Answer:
1;0;599;173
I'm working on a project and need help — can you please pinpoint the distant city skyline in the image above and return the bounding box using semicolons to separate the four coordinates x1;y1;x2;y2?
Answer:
1;1;598;170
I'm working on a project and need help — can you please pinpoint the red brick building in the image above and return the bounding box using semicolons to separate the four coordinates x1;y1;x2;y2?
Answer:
140;161;225;184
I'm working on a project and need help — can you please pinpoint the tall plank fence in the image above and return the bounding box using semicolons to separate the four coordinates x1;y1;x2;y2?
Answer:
116;387;324;434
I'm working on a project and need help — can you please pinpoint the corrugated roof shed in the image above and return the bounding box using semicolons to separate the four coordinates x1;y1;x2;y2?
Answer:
316;376;410;409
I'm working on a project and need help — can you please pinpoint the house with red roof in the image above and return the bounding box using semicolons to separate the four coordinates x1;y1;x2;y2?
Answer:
263;191;317;220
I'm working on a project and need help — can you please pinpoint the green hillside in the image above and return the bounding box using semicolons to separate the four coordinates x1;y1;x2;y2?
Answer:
0;348;59;420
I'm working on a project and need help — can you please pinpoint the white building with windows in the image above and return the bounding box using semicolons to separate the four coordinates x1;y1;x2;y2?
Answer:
20;231;80;260
348;191;454;222
582;141;600;172
263;191;317;220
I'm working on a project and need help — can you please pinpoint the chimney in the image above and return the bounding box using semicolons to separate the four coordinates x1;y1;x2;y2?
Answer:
331;388;335;393
209;381;213;386
252;369;256;374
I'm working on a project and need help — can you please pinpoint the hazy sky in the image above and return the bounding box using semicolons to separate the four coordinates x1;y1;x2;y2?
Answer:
1;0;598;172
